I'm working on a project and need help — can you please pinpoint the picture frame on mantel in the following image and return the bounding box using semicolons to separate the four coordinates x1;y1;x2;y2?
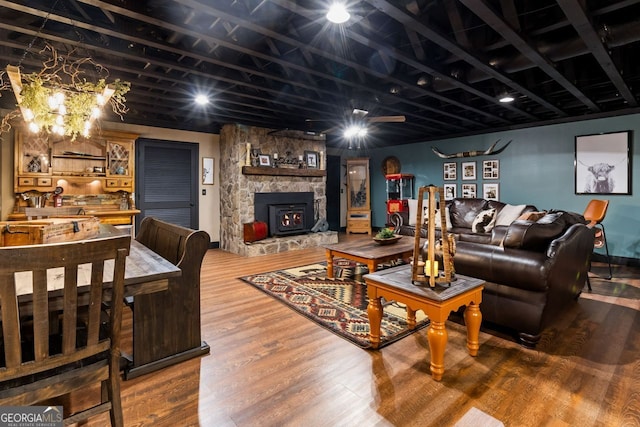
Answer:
258;154;272;167
202;157;214;185
304;150;319;169
575;130;631;195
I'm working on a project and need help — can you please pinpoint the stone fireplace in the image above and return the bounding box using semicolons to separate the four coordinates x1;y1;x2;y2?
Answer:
219;124;338;256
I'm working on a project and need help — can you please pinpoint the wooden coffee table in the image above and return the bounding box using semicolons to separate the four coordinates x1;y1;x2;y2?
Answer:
363;264;484;381
324;237;417;279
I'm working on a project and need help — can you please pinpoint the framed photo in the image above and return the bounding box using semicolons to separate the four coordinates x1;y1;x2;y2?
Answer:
461;183;476;198
575;130;631;195
258;154;272;167
304;150;319;169
443;162;457;180
462;161;476;180
202;157;214;185
483;183;499;201
482;159;499;180
443;183;457;200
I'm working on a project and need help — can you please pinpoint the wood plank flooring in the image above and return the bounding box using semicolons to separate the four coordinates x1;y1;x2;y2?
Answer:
68;234;639;426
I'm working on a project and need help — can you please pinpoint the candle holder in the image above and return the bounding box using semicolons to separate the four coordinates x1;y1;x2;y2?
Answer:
411;185;454;287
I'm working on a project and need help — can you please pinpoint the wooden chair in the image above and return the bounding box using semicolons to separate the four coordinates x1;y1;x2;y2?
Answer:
583;199;612;288
0;234;131;426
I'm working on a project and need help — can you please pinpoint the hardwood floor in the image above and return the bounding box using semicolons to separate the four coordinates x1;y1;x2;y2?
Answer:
73;234;639;426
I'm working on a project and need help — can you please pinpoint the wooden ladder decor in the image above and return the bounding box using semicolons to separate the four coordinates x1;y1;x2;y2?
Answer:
411;185;454;287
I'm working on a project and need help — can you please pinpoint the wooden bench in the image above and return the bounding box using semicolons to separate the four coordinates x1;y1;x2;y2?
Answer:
125;217;210;379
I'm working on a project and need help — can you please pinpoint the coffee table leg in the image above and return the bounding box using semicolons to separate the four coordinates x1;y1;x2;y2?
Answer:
406;306;416;329
326;249;335;279
368;260;377;274
367;287;383;349
464;302;482;356
427;321;447;381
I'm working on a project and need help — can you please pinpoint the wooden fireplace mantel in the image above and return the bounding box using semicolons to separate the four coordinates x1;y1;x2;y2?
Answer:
242;166;326;177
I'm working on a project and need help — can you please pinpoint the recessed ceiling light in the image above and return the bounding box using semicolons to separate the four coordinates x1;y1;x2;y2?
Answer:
327;3;350;24
417;75;430;86
195;94;209;105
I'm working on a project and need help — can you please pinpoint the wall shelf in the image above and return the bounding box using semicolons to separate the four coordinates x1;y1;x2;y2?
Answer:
242;166;326;177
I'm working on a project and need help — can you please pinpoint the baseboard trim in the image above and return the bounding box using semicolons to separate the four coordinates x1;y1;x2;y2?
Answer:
592;253;640;268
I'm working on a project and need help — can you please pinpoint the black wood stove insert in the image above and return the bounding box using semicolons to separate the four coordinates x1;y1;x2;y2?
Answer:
254;192;314;236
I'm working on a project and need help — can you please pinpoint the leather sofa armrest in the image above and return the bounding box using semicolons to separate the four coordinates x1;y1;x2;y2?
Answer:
490;226;509;245
546;223;596;259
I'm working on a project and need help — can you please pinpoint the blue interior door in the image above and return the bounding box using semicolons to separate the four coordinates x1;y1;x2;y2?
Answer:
135;138;199;230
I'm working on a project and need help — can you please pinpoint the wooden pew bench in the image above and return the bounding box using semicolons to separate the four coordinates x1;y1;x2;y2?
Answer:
125;217;210;379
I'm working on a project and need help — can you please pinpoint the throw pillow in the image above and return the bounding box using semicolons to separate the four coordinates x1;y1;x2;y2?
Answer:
421;205;451;230
472;208;497;233
495;204;527;226
518;211;547;222
434;207;453;230
407;199;418;226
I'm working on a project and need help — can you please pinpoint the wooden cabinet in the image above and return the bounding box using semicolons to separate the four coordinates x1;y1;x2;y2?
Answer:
346;157;371;235
13;129;139;226
14;129;138;194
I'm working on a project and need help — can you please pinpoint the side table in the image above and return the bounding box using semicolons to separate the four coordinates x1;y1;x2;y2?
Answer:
363;264;484;381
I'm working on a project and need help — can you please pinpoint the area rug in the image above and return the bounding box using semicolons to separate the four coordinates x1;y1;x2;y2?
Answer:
240;262;429;349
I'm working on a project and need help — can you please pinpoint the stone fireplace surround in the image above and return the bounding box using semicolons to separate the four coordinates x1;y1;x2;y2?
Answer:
219;124;338;256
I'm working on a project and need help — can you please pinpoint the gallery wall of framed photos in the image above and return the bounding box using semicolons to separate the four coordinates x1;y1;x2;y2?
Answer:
442;158;501;201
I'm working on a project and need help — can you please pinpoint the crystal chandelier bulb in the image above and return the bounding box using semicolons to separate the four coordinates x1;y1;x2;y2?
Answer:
28;122;39;133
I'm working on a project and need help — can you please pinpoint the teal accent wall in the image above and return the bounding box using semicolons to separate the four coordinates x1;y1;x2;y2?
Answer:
359;113;639;260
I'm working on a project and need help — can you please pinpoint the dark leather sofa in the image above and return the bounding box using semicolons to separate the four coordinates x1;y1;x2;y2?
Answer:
391;198;595;348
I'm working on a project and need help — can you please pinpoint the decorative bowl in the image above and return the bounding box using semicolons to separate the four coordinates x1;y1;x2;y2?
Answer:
373;235;402;245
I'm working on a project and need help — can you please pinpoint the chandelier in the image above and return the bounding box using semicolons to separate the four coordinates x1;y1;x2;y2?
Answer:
1;0;130;140
1;45;130;140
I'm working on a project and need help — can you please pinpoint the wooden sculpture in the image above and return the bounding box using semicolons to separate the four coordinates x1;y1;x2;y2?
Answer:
411;185;454;287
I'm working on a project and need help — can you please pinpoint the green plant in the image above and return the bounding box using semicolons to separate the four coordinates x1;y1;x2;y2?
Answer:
375;227;396;239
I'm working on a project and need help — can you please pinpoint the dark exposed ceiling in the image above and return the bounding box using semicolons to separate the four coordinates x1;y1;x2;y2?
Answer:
1;0;640;148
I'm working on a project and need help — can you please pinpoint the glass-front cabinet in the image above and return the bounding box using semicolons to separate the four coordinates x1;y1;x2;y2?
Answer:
346;157;371;235
15;131;53;189
105;140;134;191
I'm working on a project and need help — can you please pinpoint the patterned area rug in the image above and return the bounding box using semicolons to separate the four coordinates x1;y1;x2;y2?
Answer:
240;261;429;348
